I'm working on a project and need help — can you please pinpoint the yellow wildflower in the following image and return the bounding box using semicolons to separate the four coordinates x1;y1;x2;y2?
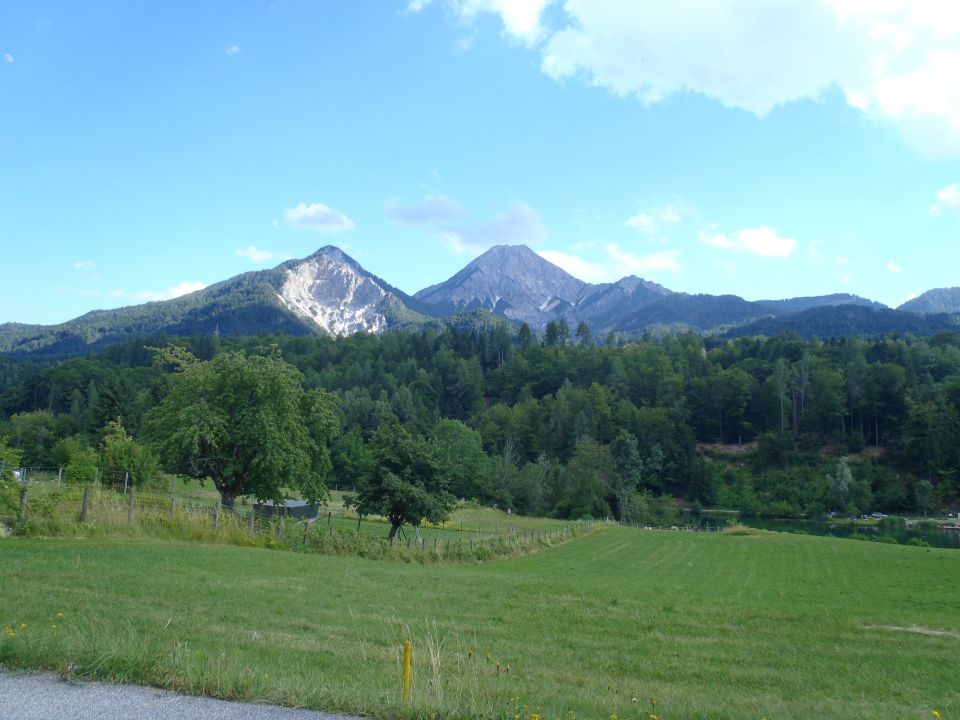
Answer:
932;712;941;719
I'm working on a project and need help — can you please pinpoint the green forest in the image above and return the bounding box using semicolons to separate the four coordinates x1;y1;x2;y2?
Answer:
2;323;959;522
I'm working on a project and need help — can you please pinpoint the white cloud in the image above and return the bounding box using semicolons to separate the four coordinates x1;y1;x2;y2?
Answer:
900;291;920;305
73;260;96;272
735;227;796;258
537;250;609;283
625;203;682;236
457;0;551;44
284;202;355;233
386;194;466;225
225;45;240;55
442;202;547;253
406;0;433;12
133;281;207;302
234;245;277;263
834;256;851;265
443;0;960;155
606;244;682;273
413;0;550;44
538;243;681;283
930;183;960;214
699;226;796;258
885;260;902;273
3;54;12;64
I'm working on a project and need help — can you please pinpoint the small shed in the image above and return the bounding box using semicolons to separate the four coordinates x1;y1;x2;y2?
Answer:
253;499;321;519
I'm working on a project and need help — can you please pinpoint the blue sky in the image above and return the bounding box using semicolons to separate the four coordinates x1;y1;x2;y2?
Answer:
2;0;959;325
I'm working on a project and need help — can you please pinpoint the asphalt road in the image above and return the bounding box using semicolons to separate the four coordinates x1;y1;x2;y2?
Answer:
0;672;363;720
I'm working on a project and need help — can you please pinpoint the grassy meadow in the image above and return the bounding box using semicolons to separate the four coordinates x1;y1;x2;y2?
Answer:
1;527;957;720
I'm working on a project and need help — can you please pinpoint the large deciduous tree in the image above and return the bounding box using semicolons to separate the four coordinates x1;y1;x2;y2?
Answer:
146;348;339;507
351;424;455;540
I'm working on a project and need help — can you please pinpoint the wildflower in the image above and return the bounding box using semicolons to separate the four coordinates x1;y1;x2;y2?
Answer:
932;713;941;719
19;624;27;630
651;699;657;707
51;625;58;629
56;612;64;619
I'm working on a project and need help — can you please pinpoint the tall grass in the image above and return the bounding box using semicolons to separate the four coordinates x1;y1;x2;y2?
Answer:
2;482;590;564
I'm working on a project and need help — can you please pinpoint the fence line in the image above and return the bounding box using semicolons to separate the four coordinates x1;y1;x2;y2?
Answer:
3;478;593;562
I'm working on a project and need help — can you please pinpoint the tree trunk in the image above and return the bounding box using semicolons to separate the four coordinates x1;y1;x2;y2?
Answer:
388;520;402;541
220;489;236;509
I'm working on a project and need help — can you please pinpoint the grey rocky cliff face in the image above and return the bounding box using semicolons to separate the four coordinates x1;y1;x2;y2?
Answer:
415;245;587;326
277;248;393;335
414;245;672;329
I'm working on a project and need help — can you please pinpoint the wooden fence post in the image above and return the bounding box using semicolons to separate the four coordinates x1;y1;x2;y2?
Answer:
248;508;255;536
123;472;129;494
80;486;91;523
169;496;176;518
18;485;28;523
303;519;312;548
56;467;62;489
127;491;135;526
213;504;220;532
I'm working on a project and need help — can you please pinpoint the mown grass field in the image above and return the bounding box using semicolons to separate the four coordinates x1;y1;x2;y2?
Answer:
1;528;957;720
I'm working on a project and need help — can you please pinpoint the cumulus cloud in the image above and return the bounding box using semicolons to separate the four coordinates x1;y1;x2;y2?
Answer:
405;0;433;12
415;0;551;44
433;0;960;155
441;202;548;253
3;54;12;64
73;260;96;272
885;260;903;273
930;183;960;214
538;250;609;283
133;281;207;302
234;245;278;263
388;193;547;254
699;226;796;258
225;45;240;55
385;194;466;225
606;244;681;273
284;202;355;233
625;203;682;236
538;243;682;283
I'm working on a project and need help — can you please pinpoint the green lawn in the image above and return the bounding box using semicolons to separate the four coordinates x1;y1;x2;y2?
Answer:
0;528;957;720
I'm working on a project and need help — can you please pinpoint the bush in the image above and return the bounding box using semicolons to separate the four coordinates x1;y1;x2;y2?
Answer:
906;537;930;548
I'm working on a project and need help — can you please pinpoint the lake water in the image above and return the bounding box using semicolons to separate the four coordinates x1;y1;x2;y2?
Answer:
740;518;960;550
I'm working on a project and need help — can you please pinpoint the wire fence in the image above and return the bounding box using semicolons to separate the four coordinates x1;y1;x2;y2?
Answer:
1;470;593;562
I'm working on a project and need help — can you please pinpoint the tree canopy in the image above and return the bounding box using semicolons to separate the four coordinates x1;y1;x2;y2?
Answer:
145;348;339;507
350;423;455;539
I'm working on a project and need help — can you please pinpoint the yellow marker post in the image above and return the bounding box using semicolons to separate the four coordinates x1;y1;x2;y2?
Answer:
402;641;412;703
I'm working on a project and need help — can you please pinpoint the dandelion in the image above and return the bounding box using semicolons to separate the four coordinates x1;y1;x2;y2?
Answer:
55;612;64;619
50;625;57;629
932;712;941;719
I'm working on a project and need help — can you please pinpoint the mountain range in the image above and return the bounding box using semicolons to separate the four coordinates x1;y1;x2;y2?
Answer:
1;244;958;359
